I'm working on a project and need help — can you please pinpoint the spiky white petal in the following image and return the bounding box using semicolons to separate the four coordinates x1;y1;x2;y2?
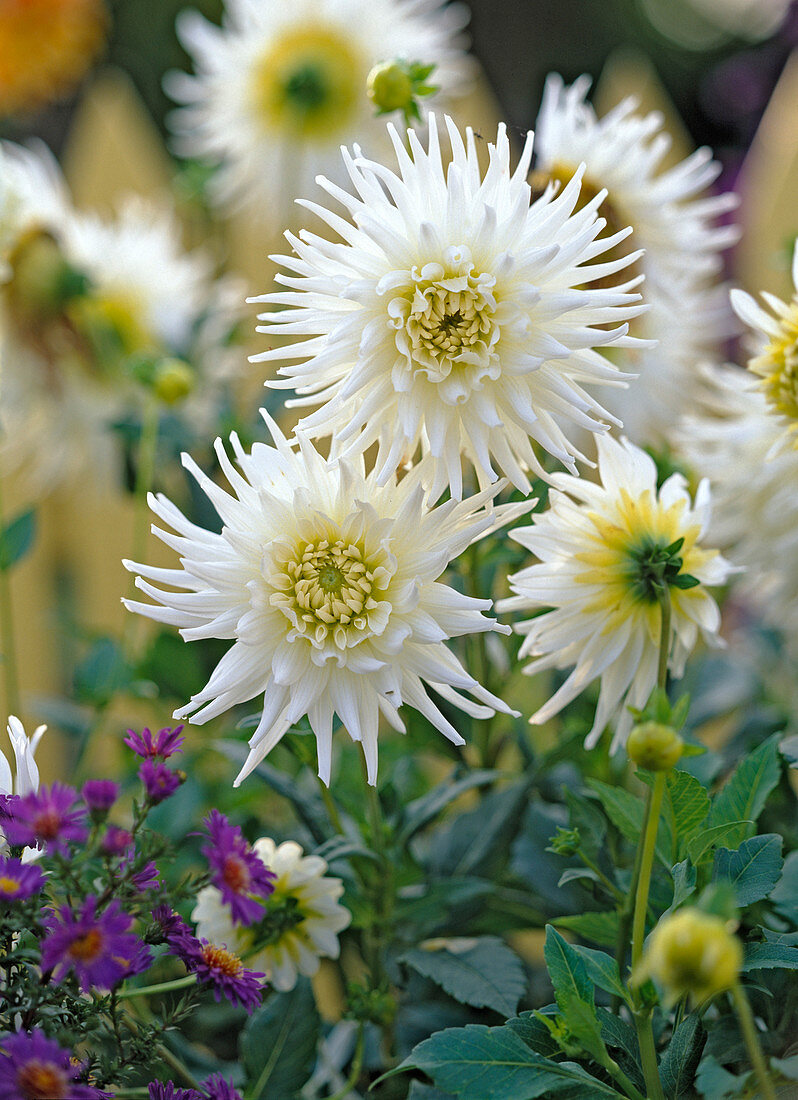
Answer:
192;837;351;992
166;0;474;214
123;413;519;785
1;717;46;859
498;434;734;751
253;115;646;500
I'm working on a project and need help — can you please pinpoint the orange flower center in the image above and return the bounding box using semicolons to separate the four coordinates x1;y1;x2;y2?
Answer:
16;1061;69;1100
0;874;22;895
222;854;250;893
68;927;103;961
201;943;243;977
32;809;61;839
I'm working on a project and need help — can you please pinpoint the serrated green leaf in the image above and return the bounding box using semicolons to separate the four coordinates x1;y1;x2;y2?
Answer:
741;943;798;972
564;790;607;859
666;859;697;915
408;1083;457;1100
708;735;782;830
400;769;499;845
694;1055;747;1098
557;868;601;889
586;779;672;866
544;927;606;1062
770;850;798;921
570;945;632;1007
659;1015;706;1098
667;770;710;852
401;937;526;1018
505;1012;561;1058
400;1025;621;1099
555;911;620;948
0;509;35;571
427;781;529;878
713;834;784;908
240;979;319;1097
686;820;754;865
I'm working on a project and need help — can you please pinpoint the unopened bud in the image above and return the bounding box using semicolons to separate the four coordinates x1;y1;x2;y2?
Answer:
152;358;195;405
8;231;89;321
627;721;684;771
641;908;742;1004
367;61;415;115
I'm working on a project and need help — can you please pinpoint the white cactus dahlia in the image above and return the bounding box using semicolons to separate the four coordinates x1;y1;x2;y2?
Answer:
123;414;518;786
499;435;733;750
254;115;646;500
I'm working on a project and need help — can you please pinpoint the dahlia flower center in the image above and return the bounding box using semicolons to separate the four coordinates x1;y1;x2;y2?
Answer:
249;893;305;948
0;874;22;895
222;853;250;893
392;253;499;383
252;26;363;138
202;943;243;977
16;1061;68;1100
761;309;798;423
68;927;103;961
269;533;394;651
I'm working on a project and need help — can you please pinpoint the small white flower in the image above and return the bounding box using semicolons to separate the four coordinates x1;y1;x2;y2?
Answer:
123;413;518;786
166;0;473;215
730;241;798;451
193;837;351;992
253;115;646;500
498;434;733;750
0;716;45;799
534;74;738;290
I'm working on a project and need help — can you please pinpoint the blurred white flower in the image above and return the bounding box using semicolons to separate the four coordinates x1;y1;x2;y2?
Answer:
166;0;474;215
123;414;518;786
254;115;646;500
499;434;733;750
193;837;351;992
0;716;45;799
731;241;798;452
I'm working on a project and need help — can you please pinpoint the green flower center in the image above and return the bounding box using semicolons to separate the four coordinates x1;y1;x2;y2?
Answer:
625;537;698;603
249;895;305;948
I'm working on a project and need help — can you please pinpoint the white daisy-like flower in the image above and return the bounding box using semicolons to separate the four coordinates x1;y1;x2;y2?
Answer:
253;115;646;501
1;717;46;858
533;74;738;291
166;0;473;215
192;837;351;992
0;139;72;250
123;413;519;786
498;434;733;750
730;241;798;452
679;362;798;629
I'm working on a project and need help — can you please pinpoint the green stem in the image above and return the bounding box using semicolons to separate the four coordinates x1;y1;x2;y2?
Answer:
730;981;777;1100
123;397;160;663
0;476;21;719
122;1010;201;1090
325;1024;365;1100
635;1010;664;1100
579;850;625;903
316;771;345;835
116;973;197;1000
603;1054;648;1100
656;590;671;692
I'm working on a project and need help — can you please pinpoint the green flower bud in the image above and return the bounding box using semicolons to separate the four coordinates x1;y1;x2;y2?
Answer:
627;721;684;771
641;908;742;1004
367;61;414;115
152;359;195;405
8;231;89;322
548;826;581;857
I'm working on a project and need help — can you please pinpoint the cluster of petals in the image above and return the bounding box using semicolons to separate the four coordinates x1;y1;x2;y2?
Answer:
253;114;647;500
3;782;87;855
499;434;734;750
0;716;45;802
0;1028;109;1100
124;414;519;786
193;837;351;992
124;725;185;759
148;1075;242;1100
41;896;151;993
202;809;276;924
0;855;45;901
139;758;183;804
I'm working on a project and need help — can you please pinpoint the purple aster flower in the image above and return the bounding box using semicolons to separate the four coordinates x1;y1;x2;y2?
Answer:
120;937;154;979
153;904;194;948
101;825;132;856
0;1028;109;1099
139;760;183;804
147;1084;202;1100
129;859;160;892
41;896;145;993
81;779;119;819
201;1075;243;1100
202;810;275;925
174;933;264;1013
0;857;45;901
3;784;87;855
125;726;185;759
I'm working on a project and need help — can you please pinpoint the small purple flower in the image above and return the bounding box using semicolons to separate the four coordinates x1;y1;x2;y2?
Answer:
139;759;182;804
129;859;160;892
101;825;132;856
153;904;194;947
201;1075;243;1100
41;896;146;993
174;933;264;1013
0;1028;109;1099
125;726;185;759
120;937;154;979
202;810;275;925
82;779;119;818
147;1084;202;1100
3;783;87;855
0;857;45;901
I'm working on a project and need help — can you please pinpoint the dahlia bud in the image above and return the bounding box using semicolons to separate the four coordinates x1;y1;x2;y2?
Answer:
8;231;88;322
152;358;195;405
641;908;742;1004
366;59;438;122
627;721;684;771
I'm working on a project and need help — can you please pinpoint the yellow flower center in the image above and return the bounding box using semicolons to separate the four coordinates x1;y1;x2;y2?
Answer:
755;301;798;426
0;874;22;896
68;291;153;365
68;927;104;962
251;25;364;139
16;1061;69;1100
390;250;500;385
201;942;243;978
269;534;393;651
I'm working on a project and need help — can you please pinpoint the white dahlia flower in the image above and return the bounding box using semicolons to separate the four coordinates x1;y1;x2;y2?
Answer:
533;74;738;291
166;0;473;214
253;116;646;501
193;837;351;992
123;414;519;786
498;434;733;750
1;717;46;857
730;241;798;452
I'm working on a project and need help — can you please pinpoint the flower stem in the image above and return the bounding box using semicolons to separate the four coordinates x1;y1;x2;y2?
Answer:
325;1023;365;1100
124;397;160;662
656;589;671;691
316;770;345;835
117;973;197;1000
730;981;777;1100
0;476;21;719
